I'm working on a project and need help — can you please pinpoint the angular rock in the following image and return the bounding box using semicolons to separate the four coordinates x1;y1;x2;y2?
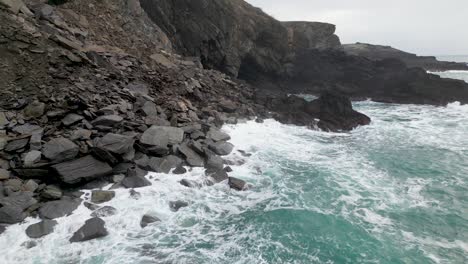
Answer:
121;175;151;189
0;112;8;127
140;214;161;228
91;206;117;217
38;199;81;219
0;191;37;210
178;143;204;167
209;141;234;156
205;154;224;170
62;114;84;126
140;126;184;146
41;185;63;200
91;115;123;127
23;150;42;166
173;165;187;174
95;133;135;154
42;138;79;162
148;155;182;173
207;169;228;183
52;155;113;184
70;129;92;141
4;178;23;192
228;177;247;191
4;137;29;152
23;180;38;192
0;206;26;224
25;220;57;238
169;201;188;212
0;168;10;180
24;101;45;119
12;124;43;135
69;217;108;243
207;128;231;142
91;190;115;204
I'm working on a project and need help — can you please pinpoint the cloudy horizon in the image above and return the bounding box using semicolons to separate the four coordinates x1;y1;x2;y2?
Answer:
246;0;468;56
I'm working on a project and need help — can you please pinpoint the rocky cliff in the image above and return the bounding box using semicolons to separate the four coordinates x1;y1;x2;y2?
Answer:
343;43;468;71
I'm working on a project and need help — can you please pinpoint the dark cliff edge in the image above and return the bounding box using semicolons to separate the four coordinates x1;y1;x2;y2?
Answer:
139;0;468;105
343;43;468;72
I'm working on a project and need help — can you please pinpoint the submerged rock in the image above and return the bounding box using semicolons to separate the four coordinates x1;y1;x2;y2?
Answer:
140;214;161;228
69;217;108;243
91;190;115;204
169;201;188;212
91;206;117;217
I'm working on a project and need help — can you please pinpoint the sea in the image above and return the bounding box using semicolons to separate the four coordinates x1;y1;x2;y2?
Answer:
1;61;468;264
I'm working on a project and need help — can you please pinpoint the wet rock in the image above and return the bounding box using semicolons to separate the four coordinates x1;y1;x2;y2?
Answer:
207;128;231;142
52;155;113;184
38;199;81;219
84;202;100;211
0;225;5;235
43;137;79;162
4;137;29;152
179;179;199;188
209;141;234;156
69;217;108;243
207;169;228;183
140;126;184;147
228;177;247;191
24;101;45;119
0;206;26;224
205;153;224;170
121;175;152;189
62;114;84;126
23;150;42;166
173;165;187;174
129;189;141;199
91;190;115;204
178;142;204;167
41;185;63;200
91;115;123;127
169;201;188;212
95;133;135;155
91;206;117;217
25;220;57;238
22;240;37;249
140;214;161;228
0;168;11;180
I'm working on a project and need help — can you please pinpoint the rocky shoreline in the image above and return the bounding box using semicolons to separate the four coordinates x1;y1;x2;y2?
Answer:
0;0;372;243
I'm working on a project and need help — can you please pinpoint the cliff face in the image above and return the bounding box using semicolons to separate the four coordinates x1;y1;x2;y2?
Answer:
283;21;341;51
343;43;468;71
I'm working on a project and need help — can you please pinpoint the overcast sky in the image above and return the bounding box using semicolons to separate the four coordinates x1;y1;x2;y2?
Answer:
246;0;468;55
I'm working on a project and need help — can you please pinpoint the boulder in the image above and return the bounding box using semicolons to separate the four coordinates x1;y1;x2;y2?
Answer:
91;190;115;204
209;141;234;156
0;206;26;224
62;114;84;126
95;133;135;155
206;128;231;142
42;138;79;162
205;153;224;170
25;220;57;238
178;143;204;167
69;217;108;243
41;185;63;200
0;192;37;210
91;115;123;127
91;206;117;217
52;156;113;184
140;214;161;228
148;155;182;173
140;126;184;147
173;165;187;174
4;137;29;152
228;177;247;191
169;201;188;212
207;169;228;183
121;175;152;188
39;199;81;219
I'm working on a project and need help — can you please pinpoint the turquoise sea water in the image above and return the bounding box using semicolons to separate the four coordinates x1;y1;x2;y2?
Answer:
1;71;468;264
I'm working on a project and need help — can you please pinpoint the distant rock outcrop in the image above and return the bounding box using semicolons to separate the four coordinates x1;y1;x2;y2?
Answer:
343;43;468;71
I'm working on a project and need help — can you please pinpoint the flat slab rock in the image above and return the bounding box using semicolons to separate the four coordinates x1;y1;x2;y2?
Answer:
69;217;108;243
52;155;113;184
42;137;79;162
140;126;184;147
25;220;57;238
95;133;135;155
38;199;81;219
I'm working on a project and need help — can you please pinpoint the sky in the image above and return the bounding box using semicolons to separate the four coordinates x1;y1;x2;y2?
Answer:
246;0;468;56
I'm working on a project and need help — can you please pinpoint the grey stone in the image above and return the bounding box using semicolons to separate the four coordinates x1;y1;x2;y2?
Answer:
4;137;29;152
29;133;42;151
84;202;100;211
24;101;45;119
69;217;108;243
148;155;182;173
0;192;36;210
91;115;123;127
38;199;81;219
0;168;10;180
95;133;135;154
178;143;204;167
23;180;38;192
4;179;23;192
173;165;187;174
142;101;158;116
41;185;63;200
207;169;228;183
112;174;125;183
90;206;117;217
179;179;198;188
141;126;184;147
121;175;151;189
91;190;115;204
62;114;84;126
169;201;188;212
43;138;79;162
52;156;113;184
12;124;43;135
228;177;247;191
140;214;160;228
0;112;8;126
205;154;224;170
23;150;41;166
0;206;26;224
25;220;57;238
70;129;92;140
207;128;231;142
209;142;234;156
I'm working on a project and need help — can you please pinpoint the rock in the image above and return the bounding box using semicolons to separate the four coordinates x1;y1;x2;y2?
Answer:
90;206;117;217
228;177;247;191
0;191;36;210
38;199;81;219
169;201;188;212
91;115;123;127
0;0;25;14
209;141;234;156
42;138;79;162
219;99;237;113
0;168;11;180
0;206;26;224
52;155;113;184
173;165;187;174
121;175;152;188
23;150;42;166
140;214;161;228
25;220;57;238
70;129;92;141
178;142;204;167
179;179;198;188
41;185;63;200
140;126;184;147
84;202;100;211
12;124;43;135
142;101;158;116
207;169;228;183
205;154;224;170
91;190;115;204
69;217;108;243
62;114;84;126
23;101;45;119
206;128;231;142
0;225;5;235
4;178;23;192
112;174;125;183
4;137;29;152
0;112;8;127
23;180;38;192
148;155;182;173
95;133;135;154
